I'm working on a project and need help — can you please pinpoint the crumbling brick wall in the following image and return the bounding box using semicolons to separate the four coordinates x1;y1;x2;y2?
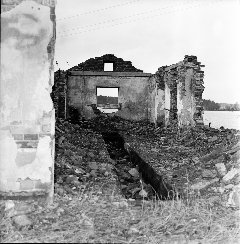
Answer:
70;54;143;72
155;55;205;128
52;70;67;119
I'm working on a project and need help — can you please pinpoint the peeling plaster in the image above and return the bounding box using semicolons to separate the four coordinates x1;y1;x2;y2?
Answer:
155;56;204;128
67;73;151;121
0;0;55;194
164;83;171;125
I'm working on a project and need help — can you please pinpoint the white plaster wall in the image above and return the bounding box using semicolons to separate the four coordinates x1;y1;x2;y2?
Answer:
177;68;195;127
177;82;184;127
155;88;165;125
68;75;151;121
0;1;55;192
164;83;171;126
148;76;157;124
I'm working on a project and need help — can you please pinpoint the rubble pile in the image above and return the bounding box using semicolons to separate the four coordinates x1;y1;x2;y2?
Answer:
54;118;157;200
55;114;239;206
80;116;175;199
118;119;240;207
54;118;119;196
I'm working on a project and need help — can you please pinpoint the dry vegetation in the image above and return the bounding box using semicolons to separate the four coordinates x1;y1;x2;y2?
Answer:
1;183;239;244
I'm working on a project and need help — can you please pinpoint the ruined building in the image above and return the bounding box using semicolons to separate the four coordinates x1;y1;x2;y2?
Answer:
54;54;205;127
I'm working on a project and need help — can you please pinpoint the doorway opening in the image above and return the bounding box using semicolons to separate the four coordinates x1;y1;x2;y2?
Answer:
96;87;119;113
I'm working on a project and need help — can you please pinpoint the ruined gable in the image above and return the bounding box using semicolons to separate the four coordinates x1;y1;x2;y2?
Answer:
69;54;143;72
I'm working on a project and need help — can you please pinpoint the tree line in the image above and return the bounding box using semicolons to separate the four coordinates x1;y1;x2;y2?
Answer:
96;97;240;111
97;95;118;104
203;99;240;111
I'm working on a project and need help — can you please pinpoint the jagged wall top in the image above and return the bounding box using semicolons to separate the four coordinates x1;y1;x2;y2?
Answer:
69;54;143;72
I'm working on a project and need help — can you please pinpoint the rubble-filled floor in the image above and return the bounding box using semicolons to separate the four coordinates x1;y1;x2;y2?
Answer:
1;115;240;243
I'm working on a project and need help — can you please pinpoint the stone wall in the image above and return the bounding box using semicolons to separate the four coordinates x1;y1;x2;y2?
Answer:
70;54;143;72
52;70;66;119
155;55;205;128
67;71;153;121
0;0;56;200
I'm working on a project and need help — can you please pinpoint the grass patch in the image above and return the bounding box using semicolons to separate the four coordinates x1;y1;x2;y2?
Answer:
1;184;239;243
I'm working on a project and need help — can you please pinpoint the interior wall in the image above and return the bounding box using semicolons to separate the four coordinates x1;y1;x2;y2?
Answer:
67;74;152;121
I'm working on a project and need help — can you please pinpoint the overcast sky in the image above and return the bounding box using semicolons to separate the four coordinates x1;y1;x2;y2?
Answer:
55;0;240;104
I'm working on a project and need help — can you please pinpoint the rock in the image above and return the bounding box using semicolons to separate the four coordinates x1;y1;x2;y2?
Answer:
227;134;232;140
88;161;98;170
225;143;240;155
90;170;97;177
4;200;16;218
5;200;15;211
128;168;140;178
13;215;32;229
98;165;107;174
112;200;128;208
65;175;79;184
208;136;218;143
74;168;85;174
230;151;240;164
11;203;34;217
121;185;127;189
80;213;94;230
72;181;82;187
226;186;240;208
222;168;239;183
88;152;96;158
224;184;234;190
128;227;139;234
151;148;158;153
232;175;240;184
120;171;132;181
130;187;141;196
208;196;221;205
55;187;65;196
56;207;65;216
58;136;65;145
192;157;200;164
72;156;83;165
190;178;219;190
202;169;217;179
47;203;59;210
139;189;148;198
212;155;226;165
218;187;225;194
99;150;107;157
215;163;227;177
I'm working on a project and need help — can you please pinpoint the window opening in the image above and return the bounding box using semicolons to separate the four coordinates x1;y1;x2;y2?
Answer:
104;63;114;71
97;87;118;113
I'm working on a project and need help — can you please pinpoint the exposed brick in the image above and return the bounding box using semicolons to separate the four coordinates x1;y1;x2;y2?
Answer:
70;54;143;72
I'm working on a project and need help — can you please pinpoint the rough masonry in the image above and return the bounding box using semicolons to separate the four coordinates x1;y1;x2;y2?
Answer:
54;54;205;127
